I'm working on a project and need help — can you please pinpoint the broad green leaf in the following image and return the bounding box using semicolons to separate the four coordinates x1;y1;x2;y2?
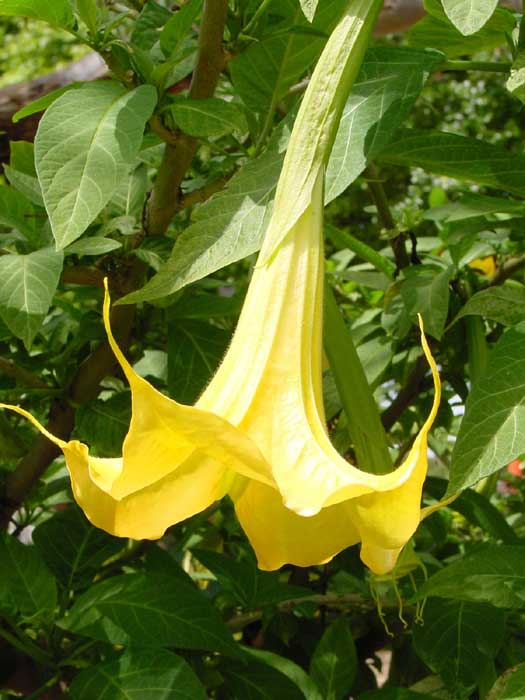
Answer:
131;0;171;50
222;659;307;700
0;185;38;241
449;322;525;493
358;692;432;700
299;0;319;21
168;97;247;138
310;618;357;700
122;47;435;303
413;599;504;695
192;549;257;607
75;0;98;34
0;0;74;27
507;53;525;104
168;319;230;404
0;247;63;347
414;544;525;608
59;573;241;656
379;129;525;198
246;649;323;700
0;533;57;622
425;478;518;544
442;0;499;36
3;165;44;207
230;0;345;120
488;663;525;700
170;292;243;319
35;82;157;249
32;507;123;590
69;648;206;700
401;265;454;339
9;140;36;175
453;286;525;327
65;237;123;256
75;392;131;457
409;4;515;57
299;0;319;22
425;193;525;223
110;163;148;217
325;47;442;201
12;84;81;123
160;0;202;56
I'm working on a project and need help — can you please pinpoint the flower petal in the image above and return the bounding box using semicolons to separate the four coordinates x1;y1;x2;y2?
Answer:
232;479;360;571
0;404;233;539
100;280;273;500
345;317;442;574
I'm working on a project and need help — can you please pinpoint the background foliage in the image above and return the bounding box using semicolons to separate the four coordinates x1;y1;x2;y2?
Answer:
1;1;525;698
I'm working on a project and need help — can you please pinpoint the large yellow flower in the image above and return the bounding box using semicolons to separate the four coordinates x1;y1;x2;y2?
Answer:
2;0;442;575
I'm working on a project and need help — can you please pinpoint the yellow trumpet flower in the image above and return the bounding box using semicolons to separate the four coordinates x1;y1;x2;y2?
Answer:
1;0;441;575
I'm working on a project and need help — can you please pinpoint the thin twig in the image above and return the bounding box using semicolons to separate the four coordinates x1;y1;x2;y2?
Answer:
364;163;410;272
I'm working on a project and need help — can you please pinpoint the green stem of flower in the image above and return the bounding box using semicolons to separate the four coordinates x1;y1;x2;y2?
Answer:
466;316;488;383
324;285;392;475
325;224;396;279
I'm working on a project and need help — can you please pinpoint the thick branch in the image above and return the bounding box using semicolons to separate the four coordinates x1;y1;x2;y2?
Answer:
146;0;228;235
381;355;429;431
0;358;48;389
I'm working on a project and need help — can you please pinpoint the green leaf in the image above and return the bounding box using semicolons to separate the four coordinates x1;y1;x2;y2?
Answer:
414;544;525;608
507;53;525;104
413;599;504;695
310;618;357;700
424;478;518;544
408;5;515;57
488;663;525;700
358;692;431;700
35;82;157;249
379;129;525;198
9;140;36;176
69;648;207;700
32;507;123;591
0;533;57;623
59;572;241;656
168;97;247;138
160;0;202;56
3;165;44;207
299;0;319;22
442;0;499;36
75;0;98;34
191;549;257;607
0;247;63;347
131;1;171;50
0;0;74;27
222;659;307;700
122;47;435;303
65;237;123;256
168;319;230;403
110;163;148;217
0;185;38;241
230;1;345;122
453;286;525;327
449;322;525;493
401;265;454;340
246;649;323;700
75;392;131;457
12;84;82;123
325;46;442;202
425;193;525;223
